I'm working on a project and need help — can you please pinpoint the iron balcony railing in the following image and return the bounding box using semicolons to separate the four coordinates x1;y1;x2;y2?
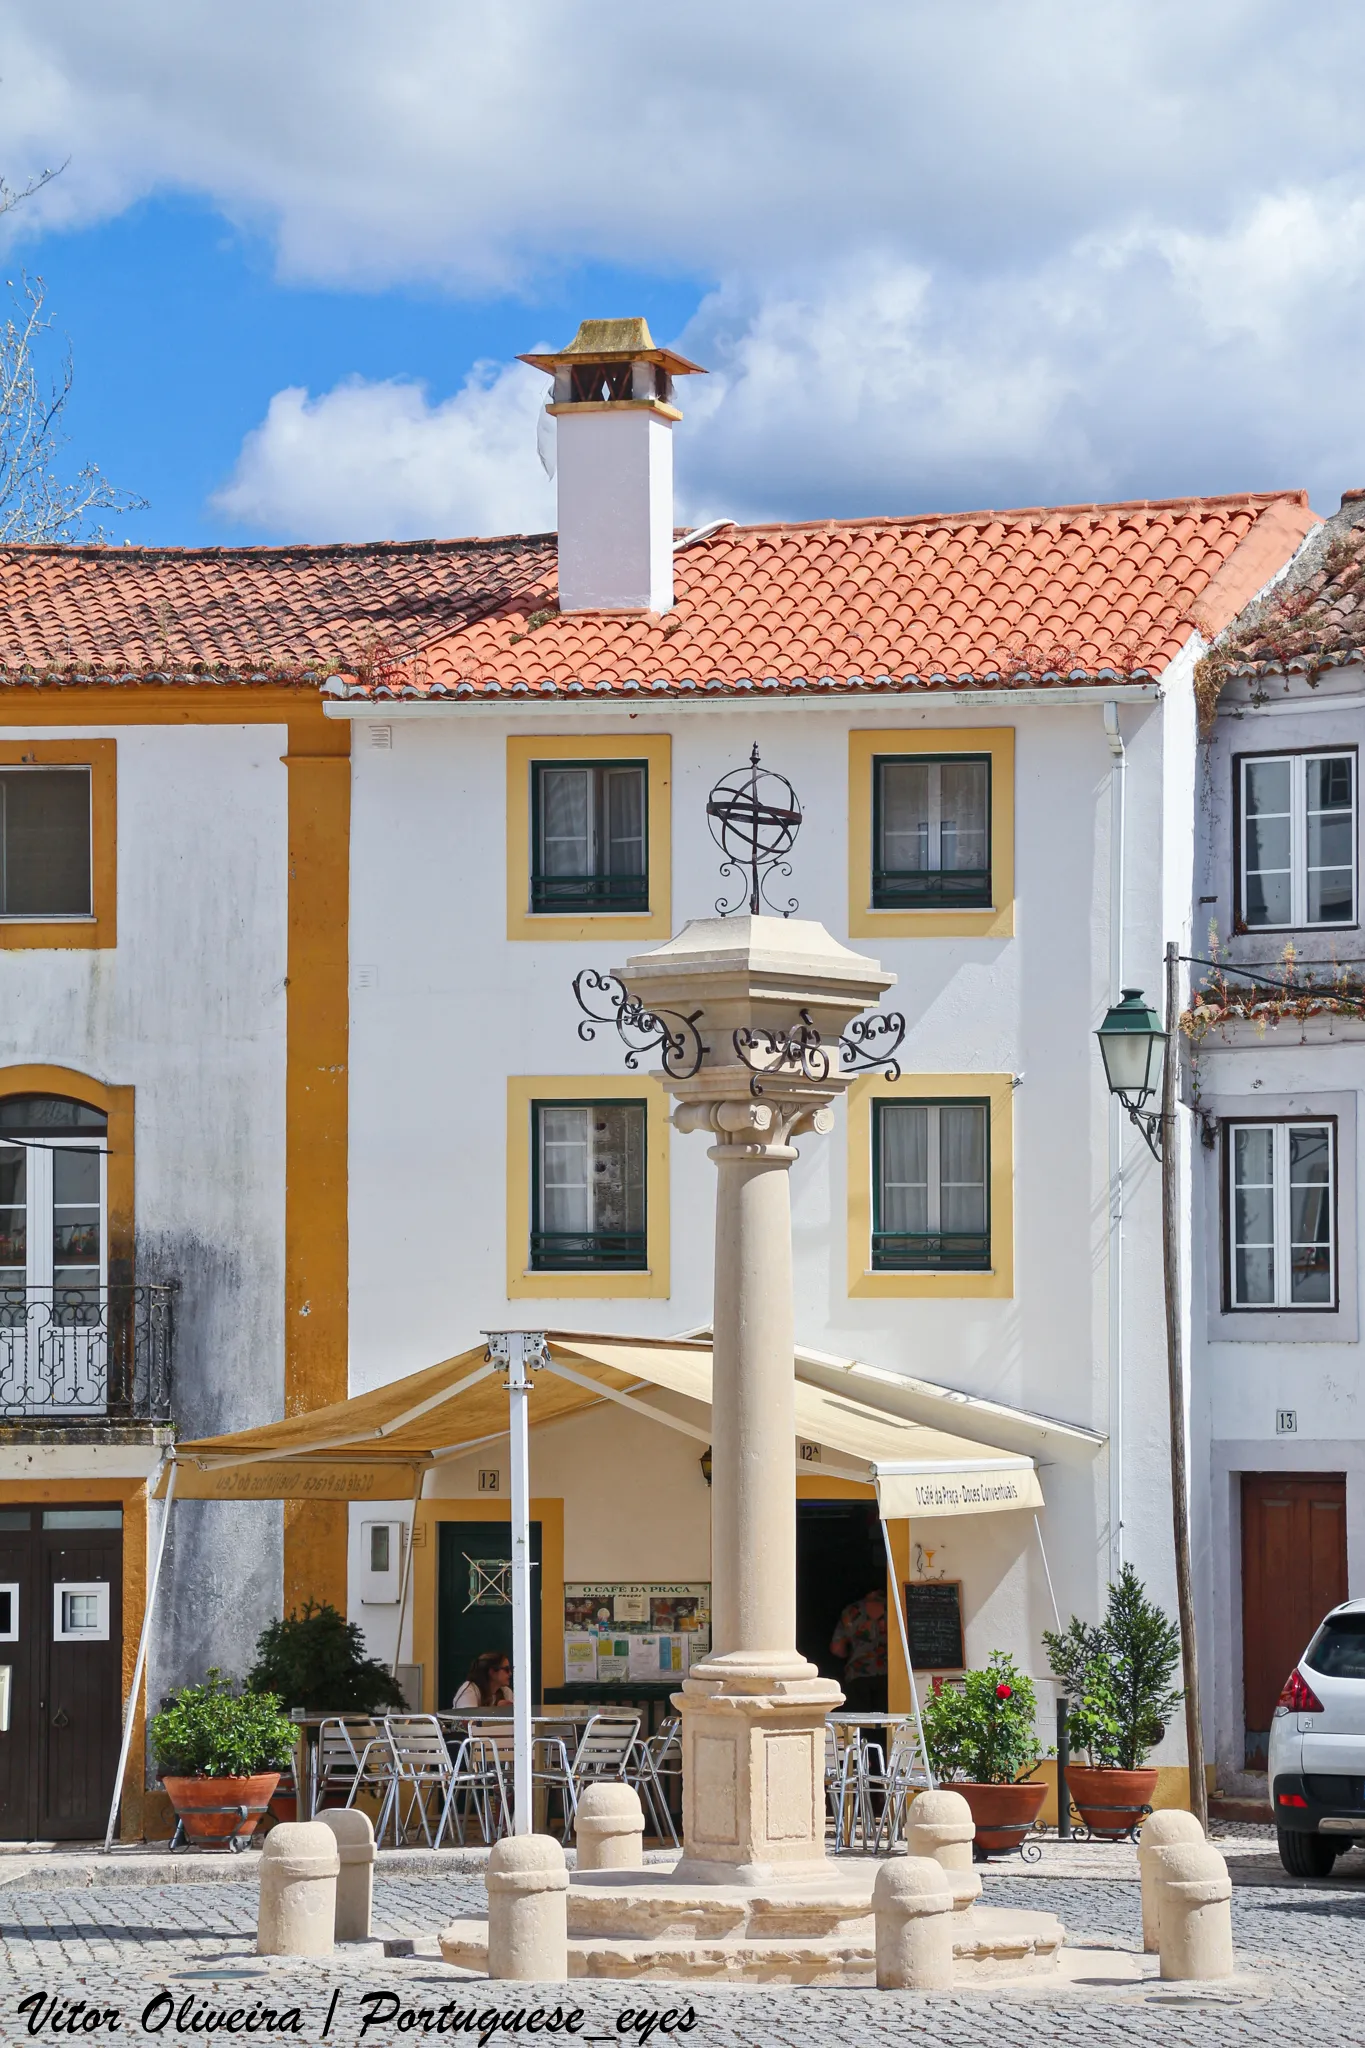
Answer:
530;871;650;914
529;1229;648;1273
871;867;992;910
871;1231;991;1273
0;1284;174;1423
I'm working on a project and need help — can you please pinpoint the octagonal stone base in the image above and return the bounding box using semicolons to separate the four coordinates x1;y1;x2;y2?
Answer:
438;1857;1064;1987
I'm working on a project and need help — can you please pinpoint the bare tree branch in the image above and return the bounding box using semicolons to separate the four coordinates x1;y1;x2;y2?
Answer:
0;160;146;542
0;162;66;219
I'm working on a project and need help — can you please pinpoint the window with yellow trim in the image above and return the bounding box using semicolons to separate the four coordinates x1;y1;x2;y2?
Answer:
506;733;671;941
848;1072;1013;1299
0;740;116;950
506;1075;670;1299
848;728;1013;939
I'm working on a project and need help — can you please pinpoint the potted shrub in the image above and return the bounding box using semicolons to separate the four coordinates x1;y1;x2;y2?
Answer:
247;1601;406;1820
919;1652;1050;1855
1044;1564;1183;1840
151;1671;296;1848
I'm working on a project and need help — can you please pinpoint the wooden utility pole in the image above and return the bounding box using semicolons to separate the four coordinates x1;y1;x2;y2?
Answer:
1161;939;1208;1829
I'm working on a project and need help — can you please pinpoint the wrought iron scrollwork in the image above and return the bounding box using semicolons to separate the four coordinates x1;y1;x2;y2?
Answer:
572;968;707;1079
731;1006;907;1095
838;1009;906;1081
707;744;802;917
733;1010;831;1094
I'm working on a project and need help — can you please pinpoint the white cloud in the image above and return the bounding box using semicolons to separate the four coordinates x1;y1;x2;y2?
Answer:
211;361;553;541
11;0;1365;532
3;1;1364;292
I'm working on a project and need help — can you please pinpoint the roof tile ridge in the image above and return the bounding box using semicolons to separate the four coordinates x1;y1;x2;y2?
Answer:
0;532;558;562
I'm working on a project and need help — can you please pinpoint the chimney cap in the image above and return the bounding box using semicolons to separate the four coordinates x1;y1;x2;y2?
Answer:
519;317;705;378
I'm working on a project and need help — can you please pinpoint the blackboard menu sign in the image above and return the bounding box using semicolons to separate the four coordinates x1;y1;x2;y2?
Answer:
904;1581;965;1671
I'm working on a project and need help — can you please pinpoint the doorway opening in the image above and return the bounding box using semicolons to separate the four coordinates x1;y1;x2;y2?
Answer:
0;1503;123;1840
1240;1471;1347;1771
797;1499;887;1712
437;1520;543;1711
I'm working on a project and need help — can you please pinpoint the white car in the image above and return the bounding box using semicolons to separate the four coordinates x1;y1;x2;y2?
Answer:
1268;1597;1365;1876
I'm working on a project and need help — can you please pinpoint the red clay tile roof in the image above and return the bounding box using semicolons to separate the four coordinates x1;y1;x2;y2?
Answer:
1203;489;1365;684
0;492;1317;699
0;535;554;686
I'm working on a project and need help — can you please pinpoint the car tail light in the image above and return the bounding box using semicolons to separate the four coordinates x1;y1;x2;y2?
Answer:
1277;1791;1308;1808
1278;1668;1325;1714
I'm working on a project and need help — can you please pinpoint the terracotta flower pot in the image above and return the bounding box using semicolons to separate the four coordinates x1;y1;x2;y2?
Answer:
267;1782;297;1826
953;1778;1049;1855
1064;1764;1159;1841
162;1773;281;1848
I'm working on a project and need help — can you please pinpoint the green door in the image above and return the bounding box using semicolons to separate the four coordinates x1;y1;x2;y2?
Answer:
438;1521;543;1710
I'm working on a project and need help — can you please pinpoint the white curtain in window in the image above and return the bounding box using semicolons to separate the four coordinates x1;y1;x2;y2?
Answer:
604;768;645;878
939;1104;987;1231
880;763;932;873
937;762;989;874
879;1104;928;1231
539;1107;593;1233
540;768;592;877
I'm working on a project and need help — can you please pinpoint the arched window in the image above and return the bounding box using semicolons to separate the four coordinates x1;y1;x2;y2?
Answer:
0;1097;109;1412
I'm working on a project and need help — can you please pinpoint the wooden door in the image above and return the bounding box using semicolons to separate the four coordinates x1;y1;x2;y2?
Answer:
1241;1472;1347;1770
438;1521;542;1711
0;1509;38;1839
39;1512;122;1839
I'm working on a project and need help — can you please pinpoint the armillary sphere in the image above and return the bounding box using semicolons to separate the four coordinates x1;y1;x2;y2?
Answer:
706;743;802;917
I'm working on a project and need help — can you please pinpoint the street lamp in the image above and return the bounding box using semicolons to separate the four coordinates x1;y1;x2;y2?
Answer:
1094;946;1207;1833
1096;987;1167;1158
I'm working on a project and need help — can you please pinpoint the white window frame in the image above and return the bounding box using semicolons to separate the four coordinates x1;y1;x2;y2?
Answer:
1227;1118;1337;1310
874;1098;990;1269
359;1519;403;1606
0;1583;18;1643
1239;750;1357;930
0;1133;107;1316
52;1580;110;1642
0;764;94;922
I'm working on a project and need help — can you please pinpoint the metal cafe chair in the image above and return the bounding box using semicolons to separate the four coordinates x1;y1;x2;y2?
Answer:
464;1719;518;1842
824;1722;864;1852
628;1713;682;1847
309;1717;388;1818
537;1712;641;1841
862;1721;932;1854
379;1715;460;1847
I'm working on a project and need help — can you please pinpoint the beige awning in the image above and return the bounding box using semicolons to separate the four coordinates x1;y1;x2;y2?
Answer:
156;1330;1043;1517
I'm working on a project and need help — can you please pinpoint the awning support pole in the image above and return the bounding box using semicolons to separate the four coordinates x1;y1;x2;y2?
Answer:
879;1514;933;1790
1033;1512;1062;1631
104;1459;178;1852
485;1331;545;1838
390;1467;425;1682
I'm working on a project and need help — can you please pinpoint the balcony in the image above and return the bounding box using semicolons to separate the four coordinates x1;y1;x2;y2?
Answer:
0;1284;174;1427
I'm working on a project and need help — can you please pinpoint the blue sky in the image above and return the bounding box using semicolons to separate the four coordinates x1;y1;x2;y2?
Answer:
5;1;1365;547
25;196;706;544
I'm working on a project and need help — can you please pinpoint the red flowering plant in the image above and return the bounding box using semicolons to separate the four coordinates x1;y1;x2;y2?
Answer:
919;1652;1047;1785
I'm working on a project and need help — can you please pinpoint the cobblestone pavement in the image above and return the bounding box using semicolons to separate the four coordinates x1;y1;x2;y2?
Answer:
0;1872;1361;2047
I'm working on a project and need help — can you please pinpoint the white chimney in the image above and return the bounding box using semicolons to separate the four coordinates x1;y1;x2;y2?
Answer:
520;319;704;614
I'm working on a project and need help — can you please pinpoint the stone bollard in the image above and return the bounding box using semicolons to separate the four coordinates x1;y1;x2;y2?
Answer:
905;1789;981;1910
316;1807;376;1941
257;1821;339;1957
873;1856;956;1991
1138;1809;1204;1953
1155;1840;1234;1982
487;1834;570;1981
574;1783;645;1871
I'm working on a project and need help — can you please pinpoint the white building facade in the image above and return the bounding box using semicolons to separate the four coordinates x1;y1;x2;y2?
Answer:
1188;494;1365;1798
0;317;1327;1833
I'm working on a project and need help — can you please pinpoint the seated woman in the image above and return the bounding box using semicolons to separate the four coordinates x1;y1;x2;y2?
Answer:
453;1650;513;1711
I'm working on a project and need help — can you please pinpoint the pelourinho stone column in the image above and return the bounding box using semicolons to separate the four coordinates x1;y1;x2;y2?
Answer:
619;915;894;1881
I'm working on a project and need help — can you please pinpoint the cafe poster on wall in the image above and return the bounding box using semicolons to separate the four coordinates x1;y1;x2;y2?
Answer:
563;1582;710;1685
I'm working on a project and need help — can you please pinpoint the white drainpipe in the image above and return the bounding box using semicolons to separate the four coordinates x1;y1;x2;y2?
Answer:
1103;701;1126;1577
